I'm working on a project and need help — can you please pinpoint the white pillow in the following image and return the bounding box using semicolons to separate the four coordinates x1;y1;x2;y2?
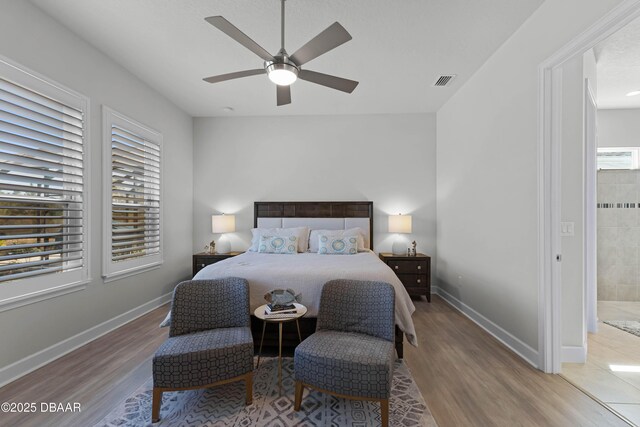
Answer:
309;228;366;252
317;234;358;255
249;227;309;253
258;234;298;254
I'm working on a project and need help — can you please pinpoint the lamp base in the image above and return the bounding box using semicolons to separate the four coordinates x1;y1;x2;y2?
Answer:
391;239;407;256
216;236;231;254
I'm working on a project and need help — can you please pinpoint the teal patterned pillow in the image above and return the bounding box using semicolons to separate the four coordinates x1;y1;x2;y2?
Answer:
317;234;358;255
258;234;298;254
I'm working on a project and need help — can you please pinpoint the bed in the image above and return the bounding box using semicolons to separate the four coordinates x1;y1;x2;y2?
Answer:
193;201;417;357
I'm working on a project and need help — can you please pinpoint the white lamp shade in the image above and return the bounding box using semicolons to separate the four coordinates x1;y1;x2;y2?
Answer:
212;214;236;234
388;214;412;234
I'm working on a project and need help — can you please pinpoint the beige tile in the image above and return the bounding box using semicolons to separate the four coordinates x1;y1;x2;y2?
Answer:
598;209;619;227
598;184;617;203
618;266;638;286
599;227;619;247
619;209;638;228
619;227;640;248
598;301;640;321
617;171;639;184
585;345;640;370
618;247;638;266
618;184;637;202
608;404;640;426
611;371;640;392
598;171;618;184
598;284;617;301
599;265;620;287
617;285;639;302
590;323;640;349
599;247;618;269
561;364;640;404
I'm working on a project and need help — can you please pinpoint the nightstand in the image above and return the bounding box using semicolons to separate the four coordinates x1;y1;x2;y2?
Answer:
192;252;242;277
379;253;431;302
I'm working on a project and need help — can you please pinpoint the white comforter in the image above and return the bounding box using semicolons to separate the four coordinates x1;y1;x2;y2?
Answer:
193;250;417;346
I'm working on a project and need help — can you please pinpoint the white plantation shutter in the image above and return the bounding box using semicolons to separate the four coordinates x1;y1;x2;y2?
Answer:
103;107;162;280
0;74;86;283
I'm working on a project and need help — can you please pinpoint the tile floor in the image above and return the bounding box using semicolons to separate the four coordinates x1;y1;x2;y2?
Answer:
563;301;640;426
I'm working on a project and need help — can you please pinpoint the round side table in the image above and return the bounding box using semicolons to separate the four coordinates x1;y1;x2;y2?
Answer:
254;303;307;392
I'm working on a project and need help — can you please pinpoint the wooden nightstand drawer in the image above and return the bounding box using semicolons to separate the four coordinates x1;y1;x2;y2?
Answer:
397;274;428;288
387;260;428;274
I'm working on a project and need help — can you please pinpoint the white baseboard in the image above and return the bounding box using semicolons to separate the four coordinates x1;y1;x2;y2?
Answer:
0;292;172;388
562;345;587;363
434;286;540;368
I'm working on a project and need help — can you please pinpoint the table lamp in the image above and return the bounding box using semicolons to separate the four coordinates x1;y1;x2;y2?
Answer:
389;214;412;255
211;214;235;254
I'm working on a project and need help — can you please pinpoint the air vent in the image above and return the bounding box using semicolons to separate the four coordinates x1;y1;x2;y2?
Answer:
434;75;456;87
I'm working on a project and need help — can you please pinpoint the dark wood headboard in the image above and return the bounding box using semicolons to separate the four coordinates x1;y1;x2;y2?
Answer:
254;201;374;249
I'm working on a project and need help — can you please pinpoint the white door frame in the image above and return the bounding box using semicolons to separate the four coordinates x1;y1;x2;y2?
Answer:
538;0;640;373
584;79;598;335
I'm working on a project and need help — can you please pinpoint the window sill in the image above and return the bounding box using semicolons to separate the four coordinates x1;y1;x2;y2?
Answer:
102;261;163;284
0;280;89;313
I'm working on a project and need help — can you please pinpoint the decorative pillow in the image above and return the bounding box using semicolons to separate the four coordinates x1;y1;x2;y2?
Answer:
258;234;298;254
317;234;358;255
309;228;366;252
249;227;309;253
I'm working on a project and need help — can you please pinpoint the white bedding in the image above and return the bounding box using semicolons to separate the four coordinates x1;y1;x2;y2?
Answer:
193;250;417;346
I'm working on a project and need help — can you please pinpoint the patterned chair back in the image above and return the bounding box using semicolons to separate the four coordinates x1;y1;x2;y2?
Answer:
316;280;395;342
169;278;250;337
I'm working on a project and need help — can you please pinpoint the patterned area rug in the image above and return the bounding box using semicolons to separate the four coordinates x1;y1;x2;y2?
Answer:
604;320;640;338
95;357;437;427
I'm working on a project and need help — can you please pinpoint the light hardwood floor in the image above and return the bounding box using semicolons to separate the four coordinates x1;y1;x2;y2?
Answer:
0;296;629;427
562;301;640;426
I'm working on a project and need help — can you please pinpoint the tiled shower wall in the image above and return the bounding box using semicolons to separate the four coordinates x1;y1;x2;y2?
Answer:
597;170;640;301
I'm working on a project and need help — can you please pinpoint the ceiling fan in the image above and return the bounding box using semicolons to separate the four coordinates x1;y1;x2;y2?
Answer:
203;0;359;106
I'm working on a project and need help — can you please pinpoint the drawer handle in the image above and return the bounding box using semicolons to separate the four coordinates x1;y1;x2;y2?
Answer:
394;265;398;270
417;266;422;270
417;279;421;283
201;264;205;267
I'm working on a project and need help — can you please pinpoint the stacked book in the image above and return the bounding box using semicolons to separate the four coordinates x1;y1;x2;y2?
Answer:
264;303;298;316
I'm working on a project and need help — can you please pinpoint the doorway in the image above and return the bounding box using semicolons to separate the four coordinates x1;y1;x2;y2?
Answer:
549;9;640;425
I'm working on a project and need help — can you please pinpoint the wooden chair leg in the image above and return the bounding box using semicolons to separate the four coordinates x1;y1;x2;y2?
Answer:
151;388;162;423
380;399;389;427
294;381;303;411
245;372;253;405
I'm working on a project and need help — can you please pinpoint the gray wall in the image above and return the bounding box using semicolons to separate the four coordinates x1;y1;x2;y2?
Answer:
598;170;640;302
192;114;436;261
599;109;640;147
436;0;623;364
0;0;193;369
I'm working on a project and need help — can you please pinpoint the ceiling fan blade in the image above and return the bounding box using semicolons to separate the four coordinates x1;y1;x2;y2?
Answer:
205;16;274;61
290;22;352;66
276;85;291;106
298;70;359;93
203;69;266;84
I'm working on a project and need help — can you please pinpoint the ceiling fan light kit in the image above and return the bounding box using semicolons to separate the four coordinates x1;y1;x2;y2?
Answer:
266;58;299;86
203;0;358;106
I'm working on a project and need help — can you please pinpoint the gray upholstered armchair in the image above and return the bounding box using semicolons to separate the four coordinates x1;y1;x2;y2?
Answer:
152;278;254;423
294;279;396;427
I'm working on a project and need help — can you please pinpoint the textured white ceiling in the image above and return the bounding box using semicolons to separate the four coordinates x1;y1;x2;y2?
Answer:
595;16;640;110
30;0;543;117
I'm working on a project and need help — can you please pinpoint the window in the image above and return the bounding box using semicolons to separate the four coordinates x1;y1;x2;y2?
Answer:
102;107;162;281
597;147;639;170
0;57;89;308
